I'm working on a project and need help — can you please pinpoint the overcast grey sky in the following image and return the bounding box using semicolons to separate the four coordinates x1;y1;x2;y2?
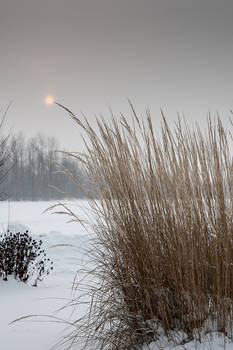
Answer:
0;0;233;150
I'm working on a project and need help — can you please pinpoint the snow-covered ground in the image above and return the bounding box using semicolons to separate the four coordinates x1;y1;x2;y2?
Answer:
143;333;233;350
0;200;92;350
0;200;232;350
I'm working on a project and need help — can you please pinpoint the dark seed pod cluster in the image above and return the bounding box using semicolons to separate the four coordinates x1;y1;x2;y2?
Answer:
0;230;54;286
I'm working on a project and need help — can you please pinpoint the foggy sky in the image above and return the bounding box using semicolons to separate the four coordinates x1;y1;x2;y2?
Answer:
0;0;233;150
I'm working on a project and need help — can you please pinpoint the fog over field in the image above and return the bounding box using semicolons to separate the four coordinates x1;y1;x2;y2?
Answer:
1;0;233;151
0;2;233;350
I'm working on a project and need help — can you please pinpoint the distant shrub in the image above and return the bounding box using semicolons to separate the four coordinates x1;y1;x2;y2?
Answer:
0;230;53;286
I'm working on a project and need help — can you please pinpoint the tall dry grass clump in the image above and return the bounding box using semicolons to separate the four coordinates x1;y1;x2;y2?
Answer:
60;107;232;349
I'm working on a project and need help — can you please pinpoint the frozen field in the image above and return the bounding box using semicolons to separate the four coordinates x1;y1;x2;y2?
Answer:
0;200;92;350
0;201;232;350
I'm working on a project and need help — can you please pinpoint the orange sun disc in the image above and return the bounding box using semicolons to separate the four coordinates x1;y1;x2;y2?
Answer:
45;95;55;106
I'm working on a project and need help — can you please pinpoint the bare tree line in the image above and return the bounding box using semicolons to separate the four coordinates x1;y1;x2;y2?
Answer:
0;132;92;200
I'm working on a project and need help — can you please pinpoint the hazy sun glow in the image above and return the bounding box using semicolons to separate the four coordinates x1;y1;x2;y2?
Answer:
45;95;55;106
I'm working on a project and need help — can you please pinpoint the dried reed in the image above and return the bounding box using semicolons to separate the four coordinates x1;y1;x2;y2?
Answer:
58;106;233;349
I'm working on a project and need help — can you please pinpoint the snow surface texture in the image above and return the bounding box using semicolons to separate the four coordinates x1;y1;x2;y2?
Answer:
0;201;232;350
0;200;91;350
142;333;233;350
